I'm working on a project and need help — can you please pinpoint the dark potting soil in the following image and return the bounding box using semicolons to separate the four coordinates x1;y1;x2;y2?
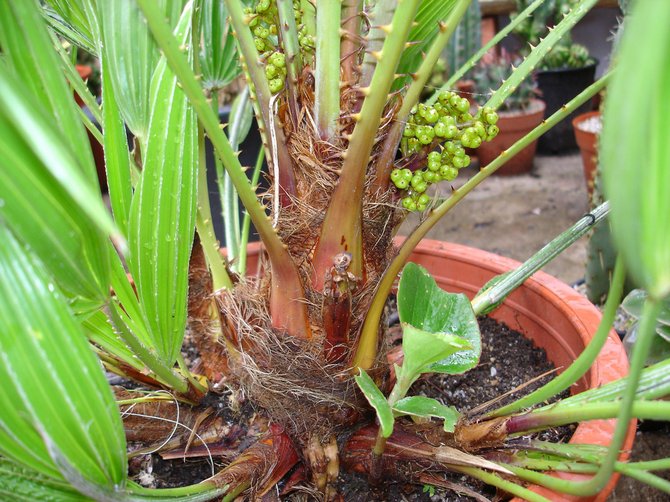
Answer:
127;317;571;500
334;316;572;502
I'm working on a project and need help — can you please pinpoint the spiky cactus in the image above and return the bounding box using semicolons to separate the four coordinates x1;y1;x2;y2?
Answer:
445;0;481;77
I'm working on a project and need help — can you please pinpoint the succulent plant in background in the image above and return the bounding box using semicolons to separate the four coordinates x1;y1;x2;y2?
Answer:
513;0;594;70
473;52;538;112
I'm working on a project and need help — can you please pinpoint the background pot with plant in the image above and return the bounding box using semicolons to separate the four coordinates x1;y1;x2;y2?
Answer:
1;0;670;500
472;51;545;175
513;0;597;153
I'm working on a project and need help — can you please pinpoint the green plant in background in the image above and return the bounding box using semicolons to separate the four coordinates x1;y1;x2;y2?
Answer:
621;290;670;366
1;0;670;500
445;0;482;78
473;52;538;111
514;0;594;70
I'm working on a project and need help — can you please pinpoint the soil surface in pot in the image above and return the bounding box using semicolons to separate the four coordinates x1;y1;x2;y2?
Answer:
126;317;570;500
333;316;571;502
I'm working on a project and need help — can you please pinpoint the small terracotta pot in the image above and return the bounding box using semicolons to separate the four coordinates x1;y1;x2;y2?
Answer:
477;99;546;176
573;111;601;199
239;239;634;501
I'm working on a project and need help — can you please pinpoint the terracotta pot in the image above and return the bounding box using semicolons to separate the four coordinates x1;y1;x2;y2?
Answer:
239;239;635;501
477;99;546;176
74;65;92;106
573;111;601;199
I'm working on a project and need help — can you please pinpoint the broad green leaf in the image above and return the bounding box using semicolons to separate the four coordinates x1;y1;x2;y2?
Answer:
199;0;241;91
101;60;133;236
81;310;145;373
399;262;481;374
98;0;184;142
0;72;112;302
0;224;126;494
44;0;96;47
400;323;472;379
354;369;394;438
622;289;670;326
601;0;670;299
0;0;119;242
0;457;87;502
43;7;97;55
396;0;459;78
127;3;198;365
393;396;459;432
0;0;97;186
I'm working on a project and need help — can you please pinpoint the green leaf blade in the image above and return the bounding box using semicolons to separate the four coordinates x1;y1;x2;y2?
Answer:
127;4;198;365
398;262;481;374
393;396;460;432
602;0;670;299
0;74;112;302
199;0;240;91
0;224;126;494
355;370;394;438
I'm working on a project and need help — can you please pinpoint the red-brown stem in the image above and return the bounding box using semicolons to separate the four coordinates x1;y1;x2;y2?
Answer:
322;294;352;363
341;0;363;86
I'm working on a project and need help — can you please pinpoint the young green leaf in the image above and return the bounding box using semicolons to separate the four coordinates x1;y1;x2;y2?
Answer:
393;396;460;432
401;323;472;379
601;0;670;299
354;369;394;438
622;290;670;327
0;224;126;495
395;0;459;79
399;262;481;374
98;0;163;142
199;0;240;91
127;3;198;365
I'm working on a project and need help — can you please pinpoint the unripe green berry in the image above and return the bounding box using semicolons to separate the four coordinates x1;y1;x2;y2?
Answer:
444;141;457;155
403;125;415;138
269;77;284;93
401;168;413;182
456;97;470;113
396;178;409;189
407;138;421;154
422;170;437;183
485;112;499;125
257;0;271;12
390;168;403;184
265;63;278;79
270;52;286;68
402;197;416;211
486;125;500;141
418;193;430;206
444;125;459;139
473;121;487;139
254;38;266;52
440;165;458;181
423;107;439;124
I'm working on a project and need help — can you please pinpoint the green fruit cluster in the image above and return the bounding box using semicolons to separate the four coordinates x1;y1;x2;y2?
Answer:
391;91;499;212
245;1;285;94
246;0;314;94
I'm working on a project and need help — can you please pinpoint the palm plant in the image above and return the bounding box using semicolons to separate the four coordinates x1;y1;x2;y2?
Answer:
1;0;669;500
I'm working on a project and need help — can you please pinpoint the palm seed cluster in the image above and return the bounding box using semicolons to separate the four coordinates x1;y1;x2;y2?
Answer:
247;0;314;94
392;91;500;211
